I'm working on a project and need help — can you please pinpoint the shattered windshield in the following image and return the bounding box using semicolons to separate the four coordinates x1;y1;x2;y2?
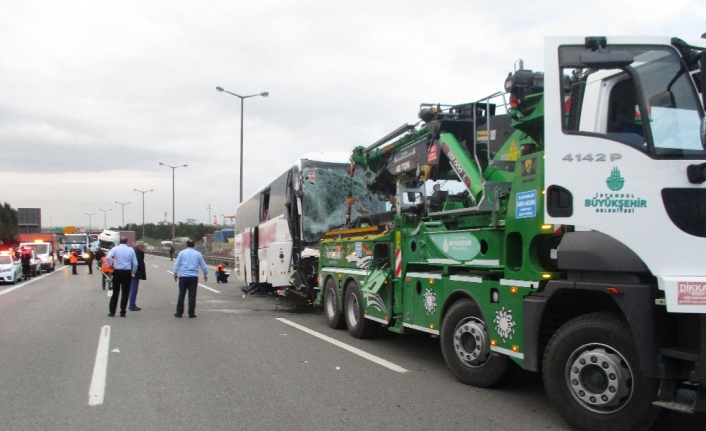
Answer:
301;166;384;242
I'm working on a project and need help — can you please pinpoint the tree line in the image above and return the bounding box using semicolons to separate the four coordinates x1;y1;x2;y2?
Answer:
0;203;18;244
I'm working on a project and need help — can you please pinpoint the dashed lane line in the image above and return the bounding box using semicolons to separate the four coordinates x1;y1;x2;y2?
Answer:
88;325;111;406
276;318;409;374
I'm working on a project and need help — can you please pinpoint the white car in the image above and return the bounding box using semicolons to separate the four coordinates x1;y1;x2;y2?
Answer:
0;252;23;284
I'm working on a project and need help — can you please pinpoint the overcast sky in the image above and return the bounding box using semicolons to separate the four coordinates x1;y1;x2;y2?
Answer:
1;0;704;230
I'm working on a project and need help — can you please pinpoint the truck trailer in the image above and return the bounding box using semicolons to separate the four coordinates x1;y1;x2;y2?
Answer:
317;36;706;431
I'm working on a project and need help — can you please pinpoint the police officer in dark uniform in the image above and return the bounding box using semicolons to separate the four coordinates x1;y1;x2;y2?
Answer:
85;247;94;274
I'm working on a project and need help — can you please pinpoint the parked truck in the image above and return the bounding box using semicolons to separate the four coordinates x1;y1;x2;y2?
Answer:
316;36;706;431
17;233;57;272
61;232;91;264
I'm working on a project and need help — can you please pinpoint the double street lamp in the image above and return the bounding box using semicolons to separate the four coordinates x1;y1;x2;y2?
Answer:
115;201;131;229
134;189;153;240
98;208;111;230
215;86;268;203
159;163;187;242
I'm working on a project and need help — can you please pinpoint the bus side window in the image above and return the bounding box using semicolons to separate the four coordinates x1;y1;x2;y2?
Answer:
260;188;270;222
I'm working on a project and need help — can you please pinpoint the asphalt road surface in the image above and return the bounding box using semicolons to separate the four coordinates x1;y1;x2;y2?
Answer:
0;254;702;431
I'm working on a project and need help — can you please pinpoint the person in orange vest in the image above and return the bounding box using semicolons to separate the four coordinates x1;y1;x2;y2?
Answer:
215;262;229;283
69;249;79;275
100;254;114;290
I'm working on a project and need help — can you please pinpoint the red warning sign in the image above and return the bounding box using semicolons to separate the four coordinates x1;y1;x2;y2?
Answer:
678;282;706;305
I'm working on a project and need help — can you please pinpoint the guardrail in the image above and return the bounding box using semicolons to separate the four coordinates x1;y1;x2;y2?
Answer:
146;250;235;267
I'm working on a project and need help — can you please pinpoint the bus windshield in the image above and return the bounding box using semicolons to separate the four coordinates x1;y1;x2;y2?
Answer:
301;165;384;243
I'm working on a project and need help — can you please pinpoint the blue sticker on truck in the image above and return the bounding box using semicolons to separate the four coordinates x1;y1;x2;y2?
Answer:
516;190;537;219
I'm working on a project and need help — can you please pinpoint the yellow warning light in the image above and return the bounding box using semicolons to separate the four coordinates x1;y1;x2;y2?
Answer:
542;273;552;279
511;345;520;352
384;316;389;321
430;324;435;330
429;279;434;285
280;271;286;275
34;239;44;243
510;287;519;294
407;277;411;282
541;224;553;230
490;339;498;346
364;311;368;315
384;280;388;285
338;274;343;279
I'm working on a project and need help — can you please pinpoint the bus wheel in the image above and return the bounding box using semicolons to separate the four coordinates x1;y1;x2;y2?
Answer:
324;278;345;329
543;313;659;431
344;282;378;339
440;299;511;387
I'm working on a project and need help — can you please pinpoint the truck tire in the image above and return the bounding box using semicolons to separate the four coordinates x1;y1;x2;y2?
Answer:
440;299;511;387
344;282;379;339
324;278;345;329
542;313;659;431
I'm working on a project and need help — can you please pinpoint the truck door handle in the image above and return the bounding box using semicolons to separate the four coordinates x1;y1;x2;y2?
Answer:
546;185;573;217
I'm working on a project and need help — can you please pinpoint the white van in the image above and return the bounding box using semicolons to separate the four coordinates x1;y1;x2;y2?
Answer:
19;242;55;272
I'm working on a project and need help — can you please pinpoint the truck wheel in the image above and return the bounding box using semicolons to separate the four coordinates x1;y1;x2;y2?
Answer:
440;299;511;387
543;313;659;431
344;282;379;339
324;278;345;329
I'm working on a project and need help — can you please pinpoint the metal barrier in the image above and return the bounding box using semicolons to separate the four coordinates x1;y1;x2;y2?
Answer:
146;250;234;267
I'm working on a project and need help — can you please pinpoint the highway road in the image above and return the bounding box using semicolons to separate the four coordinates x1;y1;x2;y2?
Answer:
0;254;702;431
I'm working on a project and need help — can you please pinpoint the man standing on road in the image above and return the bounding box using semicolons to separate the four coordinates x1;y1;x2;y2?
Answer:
106;236;137;317
169;244;175;261
172;239;207;318
85;247;94;275
129;241;146;311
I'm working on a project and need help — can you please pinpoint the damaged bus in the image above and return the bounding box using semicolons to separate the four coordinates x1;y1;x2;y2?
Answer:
234;152;385;302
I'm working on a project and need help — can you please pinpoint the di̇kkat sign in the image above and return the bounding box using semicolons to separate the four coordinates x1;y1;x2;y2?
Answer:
678;281;706;306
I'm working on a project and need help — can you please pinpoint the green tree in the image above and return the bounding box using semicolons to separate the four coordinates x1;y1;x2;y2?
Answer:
0;202;18;243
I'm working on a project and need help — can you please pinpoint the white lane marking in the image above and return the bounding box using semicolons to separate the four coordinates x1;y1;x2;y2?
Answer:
88;325;111;406
0;266;66;296
199;283;220;293
151;264;159;268
166;271;174;275
276;318;408;374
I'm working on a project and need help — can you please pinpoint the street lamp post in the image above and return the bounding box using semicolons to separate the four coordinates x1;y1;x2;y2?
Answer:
159;163;187;242
84;213;95;232
134;189;153;240
98;208;111;230
215;86;268;203
115;201;131;229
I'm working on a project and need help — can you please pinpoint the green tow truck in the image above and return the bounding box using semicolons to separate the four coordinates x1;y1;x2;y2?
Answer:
315;36;706;431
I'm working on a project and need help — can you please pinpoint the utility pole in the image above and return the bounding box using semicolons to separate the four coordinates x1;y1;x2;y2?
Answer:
207;204;212;225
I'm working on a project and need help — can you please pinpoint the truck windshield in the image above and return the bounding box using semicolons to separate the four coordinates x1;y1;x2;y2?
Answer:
300;166;385;243
560;45;704;159
64;235;88;244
